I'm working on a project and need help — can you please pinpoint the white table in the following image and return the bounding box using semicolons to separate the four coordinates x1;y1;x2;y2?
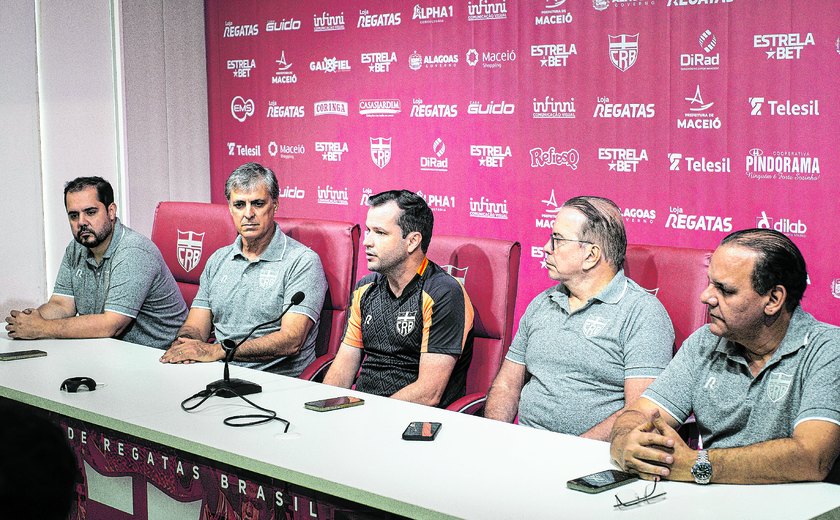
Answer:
1;337;838;519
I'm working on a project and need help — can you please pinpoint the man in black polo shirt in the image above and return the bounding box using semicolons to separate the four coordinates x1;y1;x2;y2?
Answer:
324;190;474;407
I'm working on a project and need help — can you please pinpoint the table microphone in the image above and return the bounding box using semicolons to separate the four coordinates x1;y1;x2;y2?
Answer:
206;291;306;398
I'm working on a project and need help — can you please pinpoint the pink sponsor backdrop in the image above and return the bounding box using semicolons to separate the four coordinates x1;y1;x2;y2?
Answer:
205;0;840;326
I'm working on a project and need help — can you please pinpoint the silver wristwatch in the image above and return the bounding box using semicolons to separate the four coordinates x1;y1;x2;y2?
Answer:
690;449;713;485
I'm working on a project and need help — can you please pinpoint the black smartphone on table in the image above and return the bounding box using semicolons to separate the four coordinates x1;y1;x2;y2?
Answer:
566;469;638;493
304;396;365;412
402;421;442;441
0;350;47;361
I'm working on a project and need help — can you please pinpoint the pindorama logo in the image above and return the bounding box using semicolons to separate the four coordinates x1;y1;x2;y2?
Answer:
417;190;455;212
410;99;458;117
748;97;820;117
466;48;516;69
223;21;258;38
667;152;731;173
471;145;512;167
667;0;733;5
313;11;345;32
359;99;401;117
227;59;255;78
745;149;820;181
469;197;508;219
467;100;515;115
536;1;572;25
310;56;351;73
362;52;397;72
609;34;638;71
754;32;814;60
530;147;580;170
420;138;448;172
317;186;349;205
598;148;648;172
357;8;401;28
266;101;304;118
313;101;348;116
677;85;721;129
266;18;301;32
593;97;655;118
622;207;656;224
665;206;732;233
531;43;577;67
278;186;305;199
227;142;261;157
370;137;392;169
268;142;305;160
533;96;576;119
535;189;561;229
272;52;297;84
680;29;720;71
315;141;348;162
231;96;254;122
756;211;807;237
467;0;507;21
409;51;459;69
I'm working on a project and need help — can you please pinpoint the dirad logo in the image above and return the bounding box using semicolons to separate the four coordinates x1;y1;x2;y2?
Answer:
266;18;300;32
530;147;579;170
230;96;254;122
310;56;351;73
533;96;576;119
410;99;458;117
272;52;297;84
469;197;509;219
535;189;562;229
359;99;401;117
598;148;648;172
266;101;304;118
536;1;572;26
467;0;508;21
756;211;807;237
471;144;512;168
593;97;655;118
677;85;721;129
667;0;733;5
531;43;577;67
412;3;453;24
317;186;349;205
408;50;459;69
754;32;814;60
227;58;254;78
313;101;348;116
357;8;401;28
745;149;820;181
370;137;392;169
313;11;345;32
665;206;732;233
420;138;448;172
268;142;305;159
466;48;516;69
417;190;455;212
609;34;639;71
468;100;515;115
748;97;819;117
681;29;720;71
278;186;305;199
315;141;348;162
622;207;656;224
362;52;397;72
223;21;258;38
176;231;204;273
227;142;260;157
668;152;730;173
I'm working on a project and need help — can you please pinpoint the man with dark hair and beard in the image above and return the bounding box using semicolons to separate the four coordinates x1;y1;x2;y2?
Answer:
4;176;187;348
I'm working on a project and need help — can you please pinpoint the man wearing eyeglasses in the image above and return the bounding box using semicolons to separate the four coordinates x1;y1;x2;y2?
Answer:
610;229;840;484
485;196;674;440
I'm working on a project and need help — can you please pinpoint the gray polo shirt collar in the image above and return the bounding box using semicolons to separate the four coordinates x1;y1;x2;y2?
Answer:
85;218;126;268
713;306;812;371
230;223;288;263
549;269;629;313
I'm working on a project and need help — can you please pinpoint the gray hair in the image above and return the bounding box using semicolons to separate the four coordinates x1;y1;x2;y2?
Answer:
562;196;627;270
224;162;279;200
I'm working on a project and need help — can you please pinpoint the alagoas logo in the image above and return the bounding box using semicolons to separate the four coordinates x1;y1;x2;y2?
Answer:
313;101;348;116
315;141;348;162
272;52;297;84
745;149;820;181
622;207;656;224
530;147;580;170
535;189;562;229
357;9;401;28
313;11;345;32
593;97;655;118
531;44;577;67
609;34;638;71
317;185;349;205
370;137;392;169
754;32;814;60
668;153;731;173
176;231;204;272
310;56;351;73
410;99;458;117
265;18;300;32
267;142;305;160
533;96;576;119
361;52;397;72
748;97;820;117
471;145;512;167
408;51;459;69
665;206;732;233
681;29;720;71
469;197;509;219
536;1;572;26
677;85;722;129
598;148;648;172
420;138;448;172
417;190;455;212
412;3;454;24
227;59;255;78
359;99;401;117
231;96;254;122
467;101;515;115
223;21;258;38
227;142;260;157
467;0;507;21
266;101;304;118
756;211;807;238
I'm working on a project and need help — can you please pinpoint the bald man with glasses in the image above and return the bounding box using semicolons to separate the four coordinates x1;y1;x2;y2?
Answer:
485;196;674;440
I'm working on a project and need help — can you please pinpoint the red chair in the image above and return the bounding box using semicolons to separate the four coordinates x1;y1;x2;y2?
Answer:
426;236;521;414
151;202;238;307
623;244;712;352
277;218;360;381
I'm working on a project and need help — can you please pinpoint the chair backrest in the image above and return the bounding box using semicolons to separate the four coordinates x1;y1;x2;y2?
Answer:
624;244;712;352
426;236;521;397
151;202;238;307
275;217;360;358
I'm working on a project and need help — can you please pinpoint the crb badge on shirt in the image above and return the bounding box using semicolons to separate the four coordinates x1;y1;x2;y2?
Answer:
259;268;278;289
766;372;793;403
582;316;608;337
396;310;417;336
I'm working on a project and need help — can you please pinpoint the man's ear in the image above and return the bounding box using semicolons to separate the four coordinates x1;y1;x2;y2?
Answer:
406;232;422;254
765;285;787;316
581;244;602;271
107;202;117;222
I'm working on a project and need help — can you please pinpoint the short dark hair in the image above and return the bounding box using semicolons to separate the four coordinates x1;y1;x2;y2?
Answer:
562;196;627;270
368;190;434;253
721;228;807;312
64;177;114;208
225;162;279;200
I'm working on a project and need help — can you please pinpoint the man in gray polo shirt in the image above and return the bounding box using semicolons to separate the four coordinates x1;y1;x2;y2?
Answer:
5;177;187;348
485;196;674;440
160;163;326;376
610;229;840;484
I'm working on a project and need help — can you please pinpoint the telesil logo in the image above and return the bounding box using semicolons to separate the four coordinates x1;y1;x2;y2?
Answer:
748;97;819;117
668;153;730;173
754;32;814;60
227;142;260;157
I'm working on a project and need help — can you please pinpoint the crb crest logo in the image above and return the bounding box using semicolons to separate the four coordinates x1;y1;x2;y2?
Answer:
766;372;793;403
370;137;392;169
582;316;608;337
442;265;468;285
832;279;840;299
176;230;204;272
609;34;639;72
396;310;417;336
259;269;278;289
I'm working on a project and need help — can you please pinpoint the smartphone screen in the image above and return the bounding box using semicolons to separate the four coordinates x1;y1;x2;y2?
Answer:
304;396;365;412
0;350;47;361
567;470;638;493
402;421;442;441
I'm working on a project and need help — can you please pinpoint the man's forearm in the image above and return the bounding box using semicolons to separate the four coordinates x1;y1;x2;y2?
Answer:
174;325;208;342
707;437;833;484
391;381;443;407
609;409;648;462
234;331;303;361
37;300;74;320
484;385;519;423
34;313;128;339
582;409;624;441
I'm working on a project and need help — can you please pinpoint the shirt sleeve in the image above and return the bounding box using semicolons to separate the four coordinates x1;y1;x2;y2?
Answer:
421;275;473;356
283;249;327;322
340;282;371;349
642;327;708;425
52;242;78;299
622;294;675;379
505;300;532;366
102;246;159;318
191;249;221;310
795;326;840;428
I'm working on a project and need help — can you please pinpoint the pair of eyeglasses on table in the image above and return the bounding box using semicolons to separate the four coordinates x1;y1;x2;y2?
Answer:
613;479;667;509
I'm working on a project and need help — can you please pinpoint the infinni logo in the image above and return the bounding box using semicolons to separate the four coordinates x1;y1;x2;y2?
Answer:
176;231;204;272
